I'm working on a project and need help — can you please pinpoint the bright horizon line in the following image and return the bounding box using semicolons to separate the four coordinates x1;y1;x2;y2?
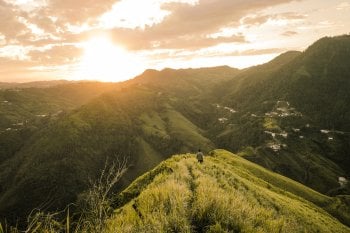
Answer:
0;52;284;84
2;45;304;84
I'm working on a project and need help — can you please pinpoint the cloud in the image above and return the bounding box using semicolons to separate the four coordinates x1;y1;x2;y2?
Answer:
146;47;287;62
0;0;120;46
0;56;36;81
27;44;83;66
242;15;270;26
157;0;298;35
242;12;306;26
336;2;350;10
237;48;287;56
281;30;298;36
105;28;246;50
39;0;119;25
0;1;29;41
0;57;32;69
0;0;306;81
1;0;300;50
104;0;299;50
152;34;247;49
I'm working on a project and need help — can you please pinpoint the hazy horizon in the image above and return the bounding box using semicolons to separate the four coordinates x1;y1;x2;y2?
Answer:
1;0;349;83
0;64;239;84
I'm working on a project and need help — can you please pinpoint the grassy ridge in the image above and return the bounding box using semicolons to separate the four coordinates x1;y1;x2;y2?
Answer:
107;150;350;232
1;35;349;227
0;85;215;222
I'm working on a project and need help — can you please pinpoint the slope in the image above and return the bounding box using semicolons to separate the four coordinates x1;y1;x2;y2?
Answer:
204;35;350;193
0;82;118;167
219;35;350;130
0;83;215;225
0;66;239;224
0;82;119;129
107;150;350;232
1;35;350;227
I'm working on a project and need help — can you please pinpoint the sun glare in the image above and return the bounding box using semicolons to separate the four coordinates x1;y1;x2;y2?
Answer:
76;36;143;82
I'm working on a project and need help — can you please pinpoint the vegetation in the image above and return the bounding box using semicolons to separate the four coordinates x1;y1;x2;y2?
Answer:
3;150;349;232
206;35;350;192
0;82;118;164
0;35;349;229
0;157;128;233
107;150;349;232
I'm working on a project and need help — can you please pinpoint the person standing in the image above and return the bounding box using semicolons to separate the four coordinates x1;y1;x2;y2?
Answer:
196;149;204;163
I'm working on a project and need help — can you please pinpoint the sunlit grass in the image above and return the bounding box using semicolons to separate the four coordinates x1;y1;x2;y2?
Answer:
106;151;350;233
6;150;348;232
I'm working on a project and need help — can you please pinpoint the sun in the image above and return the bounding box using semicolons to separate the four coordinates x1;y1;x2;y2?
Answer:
76;36;143;82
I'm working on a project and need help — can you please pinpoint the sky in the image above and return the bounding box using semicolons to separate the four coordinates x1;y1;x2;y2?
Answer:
0;0;349;82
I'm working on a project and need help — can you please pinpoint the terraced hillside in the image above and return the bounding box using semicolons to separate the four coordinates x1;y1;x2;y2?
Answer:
107;150;350;233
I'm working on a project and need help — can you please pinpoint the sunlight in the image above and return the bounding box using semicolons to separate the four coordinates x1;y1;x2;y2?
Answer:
99;0;169;29
76;36;144;82
99;0;198;29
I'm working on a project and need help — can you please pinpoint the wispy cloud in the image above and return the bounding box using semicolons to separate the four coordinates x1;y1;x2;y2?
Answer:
281;30;298;36
336;2;350;10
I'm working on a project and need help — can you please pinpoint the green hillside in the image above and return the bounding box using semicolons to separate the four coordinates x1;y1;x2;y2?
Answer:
0;66;238;224
0;84;215;224
107;150;350;233
206;35;350;192
218;35;350;131
0;82;117;167
0;36;349;228
0;82;118;129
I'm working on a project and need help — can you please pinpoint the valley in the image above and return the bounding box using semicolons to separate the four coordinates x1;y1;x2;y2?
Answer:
0;35;349;231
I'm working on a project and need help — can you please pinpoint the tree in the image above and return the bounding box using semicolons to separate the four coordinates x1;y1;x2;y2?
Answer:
76;156;128;232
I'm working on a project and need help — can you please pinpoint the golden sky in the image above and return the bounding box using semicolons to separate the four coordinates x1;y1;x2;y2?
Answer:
0;0;349;82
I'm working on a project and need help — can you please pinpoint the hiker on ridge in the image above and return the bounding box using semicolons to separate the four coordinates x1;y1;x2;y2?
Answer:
197;149;204;163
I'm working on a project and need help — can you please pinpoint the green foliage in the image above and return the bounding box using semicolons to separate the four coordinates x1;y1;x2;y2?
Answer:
205;35;350;193
1;35;350;230
0;82;118;164
2;157;128;233
107;150;350;233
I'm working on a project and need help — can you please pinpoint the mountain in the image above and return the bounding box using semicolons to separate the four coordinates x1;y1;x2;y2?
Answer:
219;35;350;131
0;67;239;225
0;82;119;130
0;80;86;89
206;35;350;193
108;150;350;232
0;82;118;164
0;35;349;227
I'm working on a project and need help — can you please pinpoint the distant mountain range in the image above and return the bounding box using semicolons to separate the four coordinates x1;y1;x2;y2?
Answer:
0;80;70;89
0;35;349;228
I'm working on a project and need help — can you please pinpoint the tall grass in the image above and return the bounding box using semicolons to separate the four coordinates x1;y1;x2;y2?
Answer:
76;157;128;232
106;152;350;233
3;151;350;232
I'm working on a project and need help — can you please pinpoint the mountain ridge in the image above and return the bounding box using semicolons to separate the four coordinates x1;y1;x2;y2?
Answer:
107;149;350;232
0;35;349;227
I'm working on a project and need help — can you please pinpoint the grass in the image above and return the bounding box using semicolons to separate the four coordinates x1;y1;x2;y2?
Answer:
136;138;164;170
4;149;349;232
106;150;350;233
139;106;213;153
163;108;214;151
139;112;168;138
